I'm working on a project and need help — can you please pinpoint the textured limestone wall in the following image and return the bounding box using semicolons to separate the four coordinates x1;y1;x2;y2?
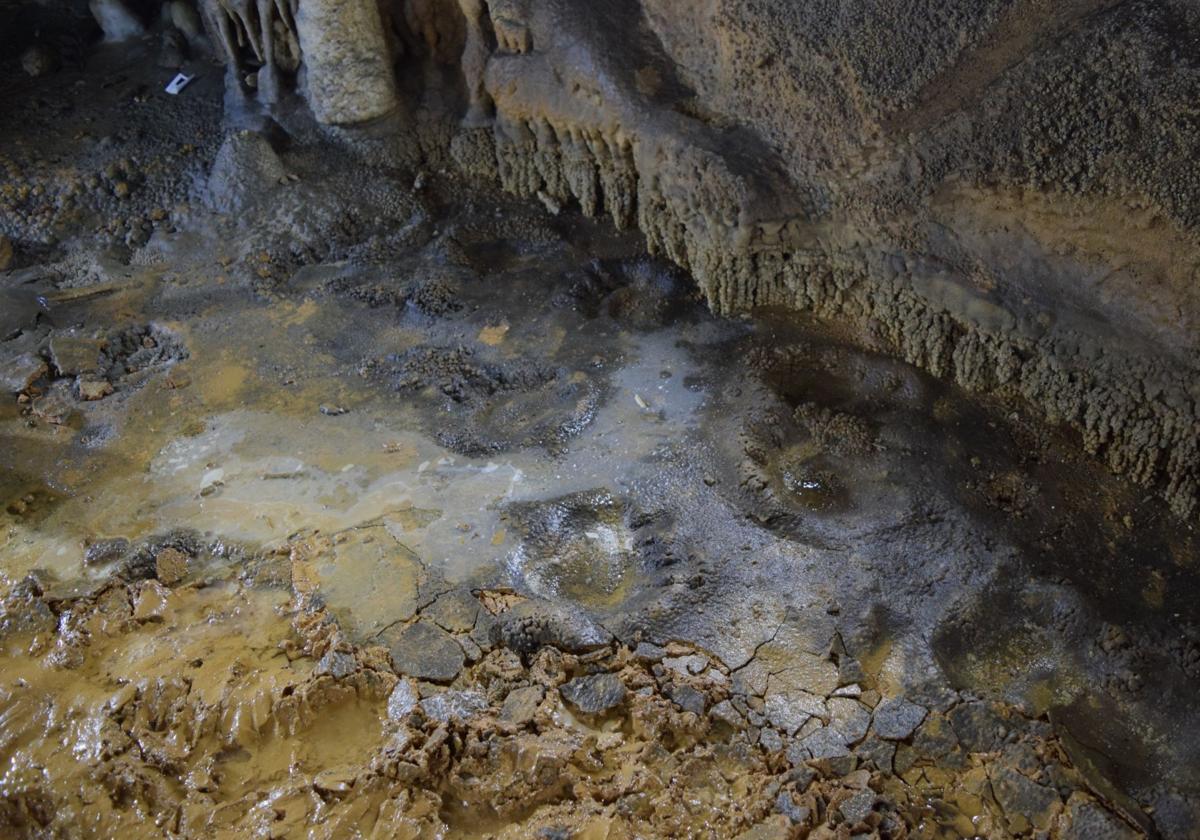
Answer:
449;0;1200;521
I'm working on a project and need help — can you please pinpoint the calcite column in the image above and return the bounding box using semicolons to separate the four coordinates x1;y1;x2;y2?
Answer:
457;0;494;126
295;0;399;125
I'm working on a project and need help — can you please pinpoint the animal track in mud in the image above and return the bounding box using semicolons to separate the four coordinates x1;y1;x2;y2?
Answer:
322;271;465;318
724;349;889;545
551;256;699;328
503;489;681;611
368;344;607;456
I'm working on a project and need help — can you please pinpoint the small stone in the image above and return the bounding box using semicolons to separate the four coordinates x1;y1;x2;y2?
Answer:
828;697;871;745
667;683;707;715
787;765;816;789
0;584;57;637
77;377;114;401
991;767;1062;832
560;673;627;715
710;699;745;727
387;680;419;720
912;712;959;761
838;789;876;826
764;691;825;735
794;726;851;760
1062;798;1138;840
499;685;544;725
313;766;356;794
663;654;709;676
419;690;487;722
84;537;130;567
424;589;480;633
633;641;667;662
948;701;1007;752
814;753;858;777
458;634;482;662
854;733;896;773
49;334;102;377
838;657;866;685
385;621;465;682
154;547;189;585
872;697;927;740
759;728;784;753
316;649;357;679
2;353;46;394
132;581;171;621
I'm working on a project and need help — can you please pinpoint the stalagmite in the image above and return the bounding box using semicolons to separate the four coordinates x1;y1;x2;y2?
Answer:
89;0;145;41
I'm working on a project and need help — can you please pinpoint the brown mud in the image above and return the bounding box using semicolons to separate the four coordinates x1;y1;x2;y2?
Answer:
0;33;1198;840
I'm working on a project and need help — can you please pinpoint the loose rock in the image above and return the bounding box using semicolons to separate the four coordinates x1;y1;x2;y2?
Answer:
559;673;627;715
873;697;927;741
385;620;465;682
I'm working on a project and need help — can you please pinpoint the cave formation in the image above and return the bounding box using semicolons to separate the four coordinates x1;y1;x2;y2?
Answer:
1;1;1198;837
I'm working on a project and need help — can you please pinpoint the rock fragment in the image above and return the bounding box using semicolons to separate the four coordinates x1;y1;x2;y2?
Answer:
499;685;544;725
838;789;877;826
991;766;1062;832
387;680;418;720
419;690;487;723
872;697;927;740
49;334;102;377
828;697;871;745
774;791;810;825
666;683;707;715
385;620;465;682
154;547;190;585
83;538;129;567
77;378;114;401
632;641;666;662
559;673;626;715
424;589;480;633
710;699;745;727
316;649;357;679
2;353;46;394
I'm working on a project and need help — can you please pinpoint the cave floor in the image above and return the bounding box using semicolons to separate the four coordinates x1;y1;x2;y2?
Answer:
0;47;1198;839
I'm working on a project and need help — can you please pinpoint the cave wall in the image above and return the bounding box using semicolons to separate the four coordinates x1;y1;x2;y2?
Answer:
445;0;1200;520
17;0;1200;520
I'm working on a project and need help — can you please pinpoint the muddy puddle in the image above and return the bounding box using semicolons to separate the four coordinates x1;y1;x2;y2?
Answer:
1;51;1198;838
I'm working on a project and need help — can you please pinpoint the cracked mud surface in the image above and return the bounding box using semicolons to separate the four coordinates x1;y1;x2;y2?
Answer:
1;45;1199;840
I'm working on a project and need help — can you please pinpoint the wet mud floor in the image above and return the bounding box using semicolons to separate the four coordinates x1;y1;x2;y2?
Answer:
1;48;1199;839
